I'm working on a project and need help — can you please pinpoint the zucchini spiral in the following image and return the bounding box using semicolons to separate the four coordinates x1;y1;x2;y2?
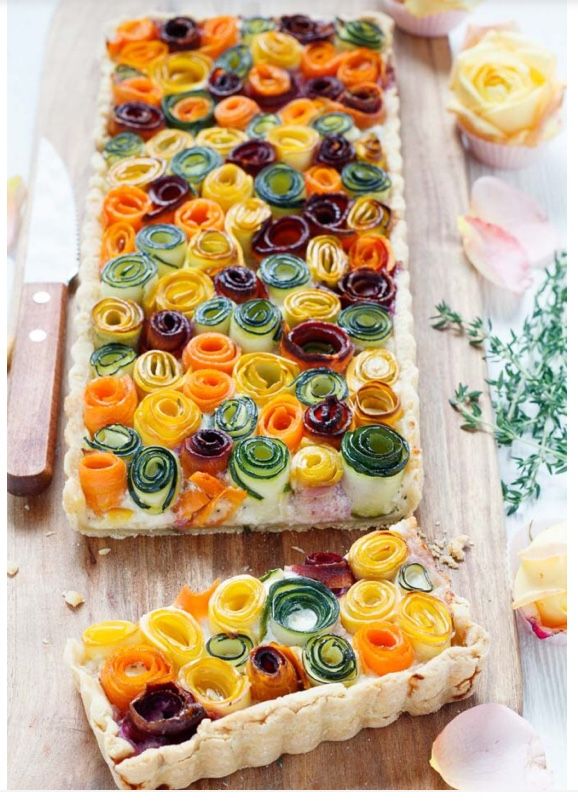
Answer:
341;162;392;202
312;112;358;140
257;254;311;302
241;17;276;42
295;367;348;406
282;288;341;328
351;380;402;428
341;425;410;517
90;343;137;377
246;112;281;139
82;619;141;660
306;235;348;286
193;296;235;334
337;302;393;348
161;90;215;132
103;132;145;164
151;51;214;94
134;389;202;448
140;606;205;667
229;436;290;501
179;657;251;716
290;443;343;488
84;423;142;462
133;350;183;396
397;592;453;662
195;126;248;158
225;198;272;262
398;563;434;594
128;445;181;513
136;224;187;275
145;128;194;160
206;632;253;668
267;577;340;646
335;18;386;51
266;125;320;171
232;352;299;404
229;299;282;353
213;396;258;442
346;196;392;235
340;579;400;633
254;164;305;215
215;43;253;77
185;229;242;277
100;252;157;303
303;633;357;685
208;574;267;638
144;268;214;318
346;348;399;393
170;146;223;188
250;31;303;70
107;155;165;188
91;297;144;348
347;529;409;581
202;163;254;212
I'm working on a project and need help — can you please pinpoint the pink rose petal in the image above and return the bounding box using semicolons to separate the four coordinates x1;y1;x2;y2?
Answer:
430;704;554;790
458;215;532;293
470;177;559;269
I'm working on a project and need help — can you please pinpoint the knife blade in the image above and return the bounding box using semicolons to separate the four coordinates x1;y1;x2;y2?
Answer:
7;138;78;496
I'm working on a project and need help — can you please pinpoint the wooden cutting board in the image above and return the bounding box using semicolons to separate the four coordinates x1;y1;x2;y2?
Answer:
7;0;523;790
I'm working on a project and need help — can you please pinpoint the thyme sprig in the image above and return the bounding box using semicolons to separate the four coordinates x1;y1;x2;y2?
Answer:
431;252;567;515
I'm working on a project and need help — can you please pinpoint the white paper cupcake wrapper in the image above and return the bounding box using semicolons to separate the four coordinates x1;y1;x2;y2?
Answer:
382;0;468;37
458;126;547;169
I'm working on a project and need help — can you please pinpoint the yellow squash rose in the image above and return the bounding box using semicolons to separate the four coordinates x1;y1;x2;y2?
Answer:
402;0;479;17
448;29;564;145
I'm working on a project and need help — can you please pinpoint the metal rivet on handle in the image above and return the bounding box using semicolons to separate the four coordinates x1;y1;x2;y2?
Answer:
29;329;47;342
33;291;51;304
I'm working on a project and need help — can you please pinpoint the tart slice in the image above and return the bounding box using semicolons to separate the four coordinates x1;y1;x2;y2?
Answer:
65;517;489;790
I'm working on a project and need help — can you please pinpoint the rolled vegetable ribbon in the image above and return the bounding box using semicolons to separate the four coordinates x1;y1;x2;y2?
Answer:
101;185;151;230
398;563;434;593
290;443;343;488
133;350;183;396
312;112;358;140
126;682;207;745
303;633;357;685
185;229;242;276
303;75;345;101
82;619;141;660
341;425;410;517
229;435;291;501
337;268;396;309
337;302;392;349
335;18;386;51
301;41;340;78
179;657;251;716
346;348;399;392
84;423;142;463
304;165;342;196
347;528;409;580
279;14;334;44
281;321;354;373
267;577;340;646
161;90;215;133
340;579;400;633
229;299;282;353
208;574;266;637
193;296;234;334
233;352;299;405
337;48;383;87
140;606;205;667
136;224;186;275
200;15;239;59
257;254;311;301
181;368;235;412
90;343;136;377
103;132;145;164
112;63;146;83
214;95;260;131
112;75;163;107
145;128;194;161
83;375;138;435
202;163;254;212
257;393;304;452
290;552;354;595
115;41;169;71
246;112;282;140
195;126;248;159
254;164;305;215
206;632;253;667
306;235;348;286
213;396;258;441
109;102;165;141
100;222;136;266
180;429;233;476
150;51;214;94
303;193;351;236
175;199;225;238
282;288;341;328
295;367;348;406
100;252;156;303
134;389;202;448
144;268;214;319
215;44;253;78
252;216;310;258
159;16;201;51
351;380;402;428
341;161;392;202
107;18;158;59
247;643;306;701
91;297;144;348
225;199;272;263
145;175;192;224
250;31;303;69
315;134;355;171
208;69;244;103
279;98;326;127
226;140;276;177
241;16;276;42
346;196;392;235
107;155;165;188
353;623;414;676
246;63;296;111
100;645;174;713
397;593;453;662
354;131;388;169
302;395;352;447
142;311;192;357
170;146;223;189
128;445;181;513
214;266;265;303
182;332;240;374
348;233;395;273
79;451;127;515
266;125;320;172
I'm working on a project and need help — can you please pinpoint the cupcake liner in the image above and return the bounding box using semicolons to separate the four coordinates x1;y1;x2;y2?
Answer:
458;125;548;170
382;0;469;37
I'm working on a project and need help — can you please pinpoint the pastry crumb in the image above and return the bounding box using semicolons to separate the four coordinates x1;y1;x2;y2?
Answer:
23;503;30;511
45;530;57;537
439;554;460;569
7;562;19;577
291;545;305;554
98;548;111;556
63;590;85;608
448;535;474;562
42;638;50;645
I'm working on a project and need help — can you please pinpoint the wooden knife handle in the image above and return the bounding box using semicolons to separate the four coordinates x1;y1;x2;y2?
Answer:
7;282;68;496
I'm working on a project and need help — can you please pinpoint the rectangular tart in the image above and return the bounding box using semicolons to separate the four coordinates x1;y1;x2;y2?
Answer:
63;11;422;536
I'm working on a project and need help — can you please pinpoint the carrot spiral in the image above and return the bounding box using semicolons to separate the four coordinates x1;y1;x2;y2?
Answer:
112;75;162;107
200;16;239;59
353;623;414;676
101;185;151;230
83;375;138;435
351;380;402;428
247;643;307;701
175;199;225;237
347;233;396;273
100;222;136;266
182;333;240;374
116;41;169;71
107;18;159;60
181;368;235;412
214;96;261;131
100;644;174;713
257;393;304;452
337;48;383;87
79;451;128;515
300;41;340;78
304;165;342;196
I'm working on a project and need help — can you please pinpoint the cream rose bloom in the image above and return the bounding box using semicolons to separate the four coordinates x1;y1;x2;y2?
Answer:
402;0;479;17
448;29;564;145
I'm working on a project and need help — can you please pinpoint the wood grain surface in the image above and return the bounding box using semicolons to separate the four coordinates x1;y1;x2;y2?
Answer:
7;0;523;790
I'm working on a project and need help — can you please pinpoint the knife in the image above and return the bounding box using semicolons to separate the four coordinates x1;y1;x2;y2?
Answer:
7;138;78;496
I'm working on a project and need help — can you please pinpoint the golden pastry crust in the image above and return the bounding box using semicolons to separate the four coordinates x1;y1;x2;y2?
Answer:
62;11;423;536
64;517;490;790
